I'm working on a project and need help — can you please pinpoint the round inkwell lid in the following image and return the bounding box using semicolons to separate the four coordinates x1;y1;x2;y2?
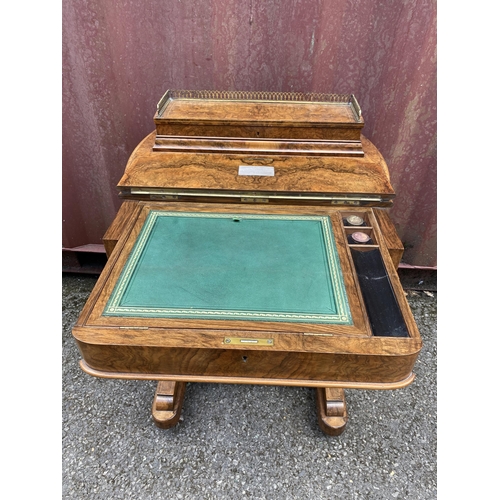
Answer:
351;232;371;243
346;215;364;226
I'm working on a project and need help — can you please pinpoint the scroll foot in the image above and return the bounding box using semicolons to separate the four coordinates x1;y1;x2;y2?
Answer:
315;387;348;436
152;381;186;429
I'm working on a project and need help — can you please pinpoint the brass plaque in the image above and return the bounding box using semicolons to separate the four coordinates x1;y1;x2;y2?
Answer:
224;337;274;346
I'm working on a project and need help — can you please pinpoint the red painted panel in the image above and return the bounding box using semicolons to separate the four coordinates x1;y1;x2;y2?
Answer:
63;0;436;266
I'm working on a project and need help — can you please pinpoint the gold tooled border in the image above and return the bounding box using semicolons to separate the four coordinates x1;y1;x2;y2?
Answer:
104;211;352;324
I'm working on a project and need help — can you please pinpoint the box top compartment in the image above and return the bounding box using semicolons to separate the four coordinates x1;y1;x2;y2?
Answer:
153;90;364;157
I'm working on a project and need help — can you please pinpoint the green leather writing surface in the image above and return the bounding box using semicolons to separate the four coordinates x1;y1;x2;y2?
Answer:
104;211;352;324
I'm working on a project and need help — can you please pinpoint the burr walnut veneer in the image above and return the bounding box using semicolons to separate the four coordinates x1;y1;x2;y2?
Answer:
73;91;421;435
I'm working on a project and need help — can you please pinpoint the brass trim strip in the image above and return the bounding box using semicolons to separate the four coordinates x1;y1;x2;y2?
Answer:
349;94;362;121
155;89;362;120
156;90;172;116
129;188;384;203
159;89;352;104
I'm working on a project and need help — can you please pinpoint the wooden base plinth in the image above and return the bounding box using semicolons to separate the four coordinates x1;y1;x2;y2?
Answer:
315;387;348;436
151;381;186;429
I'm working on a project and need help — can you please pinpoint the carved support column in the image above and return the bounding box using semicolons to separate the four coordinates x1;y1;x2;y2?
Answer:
315;387;348;436
151;381;187;429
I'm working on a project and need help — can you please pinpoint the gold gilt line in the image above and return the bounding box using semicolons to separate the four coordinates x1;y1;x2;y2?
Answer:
106;306;348;322
106;212;159;310
104;211;352;324
320;217;350;319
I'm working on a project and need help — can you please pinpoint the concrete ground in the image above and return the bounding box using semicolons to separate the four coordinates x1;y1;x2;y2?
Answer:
62;273;437;499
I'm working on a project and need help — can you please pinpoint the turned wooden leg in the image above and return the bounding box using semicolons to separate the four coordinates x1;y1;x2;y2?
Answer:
315;387;348;436
151;381;187;429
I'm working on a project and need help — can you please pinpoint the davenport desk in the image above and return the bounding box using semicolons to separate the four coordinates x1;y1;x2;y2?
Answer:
72;90;422;435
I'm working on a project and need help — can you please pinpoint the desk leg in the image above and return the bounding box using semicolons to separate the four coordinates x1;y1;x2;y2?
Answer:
315;387;348;436
151;381;186;429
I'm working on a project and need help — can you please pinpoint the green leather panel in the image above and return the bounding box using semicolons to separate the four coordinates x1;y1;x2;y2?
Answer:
104;211;352;324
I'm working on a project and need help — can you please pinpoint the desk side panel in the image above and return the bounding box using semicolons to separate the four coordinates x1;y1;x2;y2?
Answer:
102;201;143;258
373;208;404;268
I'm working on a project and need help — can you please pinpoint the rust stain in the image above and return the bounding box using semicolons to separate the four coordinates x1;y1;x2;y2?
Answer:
63;0;436;266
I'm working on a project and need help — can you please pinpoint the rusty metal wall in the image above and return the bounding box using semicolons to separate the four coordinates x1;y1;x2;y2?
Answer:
62;0;436;267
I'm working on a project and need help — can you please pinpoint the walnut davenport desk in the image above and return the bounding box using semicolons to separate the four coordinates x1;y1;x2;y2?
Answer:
72;90;422;435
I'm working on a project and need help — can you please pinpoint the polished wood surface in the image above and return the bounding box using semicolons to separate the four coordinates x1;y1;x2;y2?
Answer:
316;388;348;436
118;133;394;202
73;202;422;391
85;202;369;336
153;91;364;156
373;208;405;268
158;97;360;125
102;201;142;257
76;343;420;385
153;136;365;157
79;361;416;390
151;381;186;429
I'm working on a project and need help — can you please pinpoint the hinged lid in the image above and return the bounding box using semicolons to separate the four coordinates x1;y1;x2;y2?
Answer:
73;202;422;387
